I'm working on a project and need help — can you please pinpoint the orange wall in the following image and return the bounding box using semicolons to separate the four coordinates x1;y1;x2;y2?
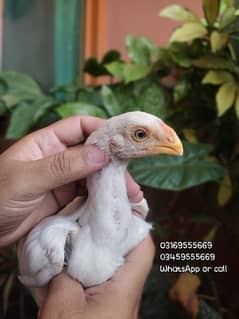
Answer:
106;0;202;59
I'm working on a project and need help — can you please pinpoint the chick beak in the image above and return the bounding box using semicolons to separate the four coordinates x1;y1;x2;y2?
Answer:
146;122;183;156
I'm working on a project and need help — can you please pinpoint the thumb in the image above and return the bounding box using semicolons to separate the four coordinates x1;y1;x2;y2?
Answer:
25;145;109;192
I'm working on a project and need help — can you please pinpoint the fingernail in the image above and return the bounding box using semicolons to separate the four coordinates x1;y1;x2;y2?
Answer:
130;190;144;203
87;146;108;165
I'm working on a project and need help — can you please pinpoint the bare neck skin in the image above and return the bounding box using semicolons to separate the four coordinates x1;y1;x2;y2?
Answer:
86;156;131;244
68;127;132;243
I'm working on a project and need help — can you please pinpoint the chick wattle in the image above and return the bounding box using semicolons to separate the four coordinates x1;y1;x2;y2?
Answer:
18;111;183;288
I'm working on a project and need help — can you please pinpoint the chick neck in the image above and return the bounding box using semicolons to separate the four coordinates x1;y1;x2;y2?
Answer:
85;155;131;243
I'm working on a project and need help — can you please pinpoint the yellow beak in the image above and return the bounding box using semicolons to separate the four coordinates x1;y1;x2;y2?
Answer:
146;138;183;156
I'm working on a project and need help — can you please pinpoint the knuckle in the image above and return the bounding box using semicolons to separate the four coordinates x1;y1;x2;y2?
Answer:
49;151;72;179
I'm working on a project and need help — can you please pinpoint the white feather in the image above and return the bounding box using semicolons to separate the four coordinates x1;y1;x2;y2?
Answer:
18;111;181;288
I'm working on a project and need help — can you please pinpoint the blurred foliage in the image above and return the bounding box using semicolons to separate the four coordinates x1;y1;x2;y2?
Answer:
1;0;239;318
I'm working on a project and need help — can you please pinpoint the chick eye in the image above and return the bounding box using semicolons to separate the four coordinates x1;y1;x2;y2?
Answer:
133;129;147;141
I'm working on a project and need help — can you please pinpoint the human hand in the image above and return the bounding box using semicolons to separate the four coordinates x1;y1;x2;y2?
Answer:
39;234;155;319
0;116;143;246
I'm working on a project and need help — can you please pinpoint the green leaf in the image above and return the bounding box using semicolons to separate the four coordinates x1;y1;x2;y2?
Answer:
84;50;121;77
191;214;217;224
100;85;123;116
224;0;235;7
126;35;158;66
159;4;198;22
216;81;237;116
129;142;225;191
193;56;237;72
235;89;239;118
198;300;223;319
136;83;167;119
6;96;56;139
168;42;192;67
123;64;151;83
56;102;107;119
170;22;207;43
210;31;228;52
1;95;19;108
0;101;7;116
228;34;239;63
84;57;109;76
3;273;15;315
0;72;42;106
33;97;57;122
203;0;220;26
203;224;219;241
77;87;102;106
111;83;136;112
202;70;234;85
174;79;191;102
217;174;232;206
140;266;183;318
0;78;8;96
102;50;121;64
219;7;236;29
105;61;125;80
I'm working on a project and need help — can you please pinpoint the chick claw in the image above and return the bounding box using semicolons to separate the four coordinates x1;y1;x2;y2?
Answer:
130;198;149;219
44;247;64;270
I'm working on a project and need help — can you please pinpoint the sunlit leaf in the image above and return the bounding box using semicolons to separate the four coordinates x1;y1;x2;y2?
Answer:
56;102;107;119
126;35;158;66
106;60;152;83
219;7;236;29
183;128;198;143
202;70;234;85
203;0;220;26
203;224;219;241
216;81;237;116
217;174;232;206
225;0;235;6
1;95;19;108
193;56;237;72
104;61;124;80
235;89;239;118
159;5;198;22
170;22;207;43
210;31;228;52
228;42;237;61
123;64;151;83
